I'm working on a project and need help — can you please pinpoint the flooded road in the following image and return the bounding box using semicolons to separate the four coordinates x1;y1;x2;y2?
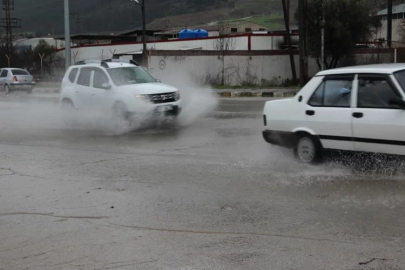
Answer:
0;93;404;270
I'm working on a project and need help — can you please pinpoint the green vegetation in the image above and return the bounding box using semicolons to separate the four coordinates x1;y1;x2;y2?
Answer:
245;14;284;29
299;0;381;69
14;0;294;35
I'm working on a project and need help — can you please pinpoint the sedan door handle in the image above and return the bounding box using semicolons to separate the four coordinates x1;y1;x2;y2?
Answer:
306;110;315;116
353;112;364;118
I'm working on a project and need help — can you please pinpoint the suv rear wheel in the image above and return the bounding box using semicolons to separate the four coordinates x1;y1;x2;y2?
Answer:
61;99;77;128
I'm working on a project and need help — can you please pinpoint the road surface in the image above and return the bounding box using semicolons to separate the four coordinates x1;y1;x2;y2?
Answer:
0;92;404;270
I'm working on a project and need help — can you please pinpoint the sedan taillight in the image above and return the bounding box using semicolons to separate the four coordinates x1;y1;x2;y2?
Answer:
13;76;18;82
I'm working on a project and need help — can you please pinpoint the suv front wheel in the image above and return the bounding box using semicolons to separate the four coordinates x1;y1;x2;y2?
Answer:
111;102;131;134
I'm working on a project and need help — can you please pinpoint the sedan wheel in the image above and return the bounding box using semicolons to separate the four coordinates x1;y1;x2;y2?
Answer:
294;135;322;164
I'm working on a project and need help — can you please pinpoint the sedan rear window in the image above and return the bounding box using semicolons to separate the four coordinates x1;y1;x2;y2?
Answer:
308;78;352;107
11;69;29;75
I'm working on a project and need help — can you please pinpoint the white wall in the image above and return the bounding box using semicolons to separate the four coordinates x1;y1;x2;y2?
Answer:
374;19;405;47
56;36;251;63
148;53;301;86
15;38;68;49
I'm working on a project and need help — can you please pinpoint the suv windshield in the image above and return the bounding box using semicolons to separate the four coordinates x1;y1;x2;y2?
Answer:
107;67;156;86
394;69;405;91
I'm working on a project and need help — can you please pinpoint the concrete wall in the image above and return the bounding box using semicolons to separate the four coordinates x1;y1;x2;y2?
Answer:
55;34;300;64
148;51;302;86
374;19;404;47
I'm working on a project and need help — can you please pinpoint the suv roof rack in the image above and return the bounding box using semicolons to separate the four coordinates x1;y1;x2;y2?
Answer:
74;59;138;68
105;59;139;66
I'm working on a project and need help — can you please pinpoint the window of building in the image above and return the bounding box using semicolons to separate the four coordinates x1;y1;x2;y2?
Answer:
231;28;238;33
245;28;252;32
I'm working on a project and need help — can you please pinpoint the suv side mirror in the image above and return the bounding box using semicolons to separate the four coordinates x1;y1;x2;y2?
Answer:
389;97;405;108
101;83;111;90
155;79;162;83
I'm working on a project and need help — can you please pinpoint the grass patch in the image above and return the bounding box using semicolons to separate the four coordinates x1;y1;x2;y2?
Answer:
246;14;284;28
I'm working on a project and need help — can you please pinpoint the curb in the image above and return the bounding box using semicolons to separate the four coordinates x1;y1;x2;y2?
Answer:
217;90;298;98
33;88;60;94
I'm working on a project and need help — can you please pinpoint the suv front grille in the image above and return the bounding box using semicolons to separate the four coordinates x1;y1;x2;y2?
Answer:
149;92;176;104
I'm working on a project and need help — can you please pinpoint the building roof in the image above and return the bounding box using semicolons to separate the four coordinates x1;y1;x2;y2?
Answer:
317;64;405;76
377;4;405;15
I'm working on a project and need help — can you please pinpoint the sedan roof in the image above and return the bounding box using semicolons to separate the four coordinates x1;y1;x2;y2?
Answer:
317;64;405;76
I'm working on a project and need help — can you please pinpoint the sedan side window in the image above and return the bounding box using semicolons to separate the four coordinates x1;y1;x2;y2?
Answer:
77;68;92;87
0;70;8;78
358;76;401;109
93;68;109;89
308;78;352;107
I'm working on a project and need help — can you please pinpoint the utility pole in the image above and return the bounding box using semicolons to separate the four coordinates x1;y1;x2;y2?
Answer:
64;0;71;70
130;0;147;66
298;0;306;86
1;0;20;55
4;0;12;53
282;0;297;83
387;0;392;48
141;0;147;67
321;0;325;70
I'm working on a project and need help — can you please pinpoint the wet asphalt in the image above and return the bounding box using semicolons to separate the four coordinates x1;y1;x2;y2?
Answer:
0;93;405;270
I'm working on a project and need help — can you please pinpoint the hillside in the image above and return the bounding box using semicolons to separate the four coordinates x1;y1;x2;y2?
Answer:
2;0;397;36
4;0;296;36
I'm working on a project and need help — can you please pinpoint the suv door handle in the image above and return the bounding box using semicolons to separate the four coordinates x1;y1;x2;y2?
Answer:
306;110;315;116
353;112;364;118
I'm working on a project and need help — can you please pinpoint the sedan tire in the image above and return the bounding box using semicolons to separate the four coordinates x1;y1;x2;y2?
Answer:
294;134;323;164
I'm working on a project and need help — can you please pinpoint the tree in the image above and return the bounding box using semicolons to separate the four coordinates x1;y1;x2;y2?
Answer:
299;0;381;69
32;40;60;77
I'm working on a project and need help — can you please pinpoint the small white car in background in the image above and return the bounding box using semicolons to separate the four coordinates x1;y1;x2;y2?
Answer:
0;68;35;94
60;60;181;126
263;64;405;164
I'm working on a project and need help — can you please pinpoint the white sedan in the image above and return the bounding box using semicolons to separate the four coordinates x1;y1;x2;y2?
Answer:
263;64;405;164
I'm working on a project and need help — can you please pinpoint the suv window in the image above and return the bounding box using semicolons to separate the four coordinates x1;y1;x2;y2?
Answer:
77;68;92;87
68;68;79;83
308;78;353;107
0;70;8;78
93;68;109;89
358;75;401;109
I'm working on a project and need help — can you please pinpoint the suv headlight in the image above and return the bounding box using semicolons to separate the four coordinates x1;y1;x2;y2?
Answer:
136;94;151;102
174;91;180;101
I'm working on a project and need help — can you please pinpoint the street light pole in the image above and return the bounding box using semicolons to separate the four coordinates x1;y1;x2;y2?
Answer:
141;0;147;67
64;0;71;70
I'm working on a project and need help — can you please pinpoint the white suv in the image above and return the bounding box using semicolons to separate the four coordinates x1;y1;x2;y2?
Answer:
263;64;405;164
60;60;181;126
